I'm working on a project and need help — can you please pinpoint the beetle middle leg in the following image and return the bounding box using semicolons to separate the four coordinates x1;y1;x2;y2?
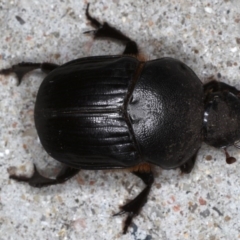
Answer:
9;164;79;187
0;62;59;85
114;169;154;234
180;149;199;174
85;4;139;56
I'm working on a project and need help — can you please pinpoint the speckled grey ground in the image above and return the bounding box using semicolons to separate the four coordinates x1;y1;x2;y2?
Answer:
1;0;240;240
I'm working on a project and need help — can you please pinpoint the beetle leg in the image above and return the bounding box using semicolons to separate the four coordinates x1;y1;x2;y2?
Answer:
9;164;79;188
180;149;199;174
84;3;139;56
0;62;59;85
113;170;154;234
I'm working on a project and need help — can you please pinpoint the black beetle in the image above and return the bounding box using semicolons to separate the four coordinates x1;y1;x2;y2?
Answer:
1;3;240;234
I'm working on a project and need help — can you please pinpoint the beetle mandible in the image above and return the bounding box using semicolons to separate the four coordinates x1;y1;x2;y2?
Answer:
1;3;240;234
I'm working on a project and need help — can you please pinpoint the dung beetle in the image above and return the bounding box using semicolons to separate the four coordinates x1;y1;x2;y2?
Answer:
1;3;240;234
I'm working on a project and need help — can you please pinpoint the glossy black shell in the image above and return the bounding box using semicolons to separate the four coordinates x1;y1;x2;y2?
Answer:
34;56;204;170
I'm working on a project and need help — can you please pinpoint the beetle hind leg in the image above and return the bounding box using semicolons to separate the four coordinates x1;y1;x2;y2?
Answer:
9;164;79;187
84;3;139;56
114;170;154;234
0;62;59;85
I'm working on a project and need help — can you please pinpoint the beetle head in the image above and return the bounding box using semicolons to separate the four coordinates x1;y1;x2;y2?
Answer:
203;82;240;149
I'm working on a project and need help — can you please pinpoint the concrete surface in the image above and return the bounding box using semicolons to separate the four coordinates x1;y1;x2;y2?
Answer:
1;0;240;239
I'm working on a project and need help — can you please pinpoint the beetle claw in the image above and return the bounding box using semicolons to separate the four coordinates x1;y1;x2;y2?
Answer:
0;63;42;85
83;29;97;36
113;209;126;217
0;66;22;85
9;164;57;188
9;174;32;182
113;209;135;234
113;192;146;233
